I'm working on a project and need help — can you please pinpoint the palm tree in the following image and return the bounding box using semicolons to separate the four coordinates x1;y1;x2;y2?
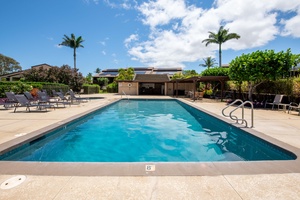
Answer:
199;57;217;69
202;26;240;67
60;34;84;70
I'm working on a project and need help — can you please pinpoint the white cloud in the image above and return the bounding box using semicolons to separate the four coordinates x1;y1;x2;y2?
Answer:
281;15;300;37
126;0;300;68
102;50;106;55
281;6;300;37
124;34;139;48
138;0;187;29
104;0;137;9
83;0;99;5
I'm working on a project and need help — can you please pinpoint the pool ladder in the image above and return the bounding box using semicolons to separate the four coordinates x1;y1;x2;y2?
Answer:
222;99;254;128
121;91;129;100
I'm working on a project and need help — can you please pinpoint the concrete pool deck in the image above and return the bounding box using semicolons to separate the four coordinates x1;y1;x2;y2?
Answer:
1;94;300;199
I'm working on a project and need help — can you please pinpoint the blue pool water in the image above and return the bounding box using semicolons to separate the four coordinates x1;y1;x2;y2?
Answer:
0;99;296;162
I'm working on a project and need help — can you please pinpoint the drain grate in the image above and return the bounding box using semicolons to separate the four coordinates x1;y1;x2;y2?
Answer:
0;175;26;190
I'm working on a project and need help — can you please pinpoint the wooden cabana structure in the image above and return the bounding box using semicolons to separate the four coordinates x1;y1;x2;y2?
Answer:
170;76;230;101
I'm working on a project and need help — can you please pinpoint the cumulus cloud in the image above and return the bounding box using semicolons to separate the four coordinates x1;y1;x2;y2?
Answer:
281;15;300;37
124;34;139;48
281;5;300;37
126;0;300;68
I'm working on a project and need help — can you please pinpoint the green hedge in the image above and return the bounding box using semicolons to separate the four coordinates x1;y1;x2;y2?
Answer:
0;82;32;97
82;84;100;94
0;81;69;97
255;79;294;96
106;82;118;93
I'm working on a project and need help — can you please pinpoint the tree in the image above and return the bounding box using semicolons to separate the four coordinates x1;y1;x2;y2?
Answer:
201;67;229;76
115;67;135;81
202;26;240;67
171;70;198;80
229;48;300;101
95;68;101;74
0;54;22;75
171;72;184;80
85;73;93;84
182;70;198;78
199;57;217;69
23;64;84;91
97;77;109;87
59;34;84;70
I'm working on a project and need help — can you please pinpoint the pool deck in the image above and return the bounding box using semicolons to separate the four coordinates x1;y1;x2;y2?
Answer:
1;94;300;199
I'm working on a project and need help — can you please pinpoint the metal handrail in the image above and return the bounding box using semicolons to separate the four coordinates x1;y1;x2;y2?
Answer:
229;101;254;128
222;99;244;117
222;99;254;128
121;91;129;100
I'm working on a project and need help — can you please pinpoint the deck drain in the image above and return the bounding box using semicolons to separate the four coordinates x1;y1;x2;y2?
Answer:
0;175;26;190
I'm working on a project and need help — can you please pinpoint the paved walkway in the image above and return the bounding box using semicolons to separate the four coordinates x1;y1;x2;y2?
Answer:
1;94;300;199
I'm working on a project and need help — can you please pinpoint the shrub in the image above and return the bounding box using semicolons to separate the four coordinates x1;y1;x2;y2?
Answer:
82;84;100;94
0;81;69;97
106;82;118;93
0;81;32;97
201;67;229;76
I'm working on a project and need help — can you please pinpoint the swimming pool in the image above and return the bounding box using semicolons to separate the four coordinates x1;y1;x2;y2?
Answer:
0;99;296;162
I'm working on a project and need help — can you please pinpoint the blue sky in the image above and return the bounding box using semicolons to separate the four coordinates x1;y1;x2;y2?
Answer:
1;0;300;76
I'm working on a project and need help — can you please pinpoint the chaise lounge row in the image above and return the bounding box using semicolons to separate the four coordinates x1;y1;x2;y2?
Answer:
4;90;89;113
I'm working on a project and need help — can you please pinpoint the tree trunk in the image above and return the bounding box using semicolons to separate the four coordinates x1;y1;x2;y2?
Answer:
219;43;222;68
248;81;253;101
248;81;264;102
73;47;76;70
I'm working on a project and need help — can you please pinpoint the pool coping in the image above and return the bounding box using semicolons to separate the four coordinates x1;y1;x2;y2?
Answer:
1;97;300;176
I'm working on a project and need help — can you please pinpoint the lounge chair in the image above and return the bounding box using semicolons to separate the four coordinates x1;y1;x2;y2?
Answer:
68;90;89;103
37;91;70;107
264;94;285;109
56;92;71;102
14;94;55;112
52;90;58;97
288;102;300;115
24;91;38;103
4;92;18;109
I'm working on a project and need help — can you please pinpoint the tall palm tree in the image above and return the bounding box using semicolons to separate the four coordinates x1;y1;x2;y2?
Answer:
202;26;240;67
60;34;84;70
199;57;217;69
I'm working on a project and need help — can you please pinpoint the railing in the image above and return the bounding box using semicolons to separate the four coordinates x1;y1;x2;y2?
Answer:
222;99;254;128
121;91;129;100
